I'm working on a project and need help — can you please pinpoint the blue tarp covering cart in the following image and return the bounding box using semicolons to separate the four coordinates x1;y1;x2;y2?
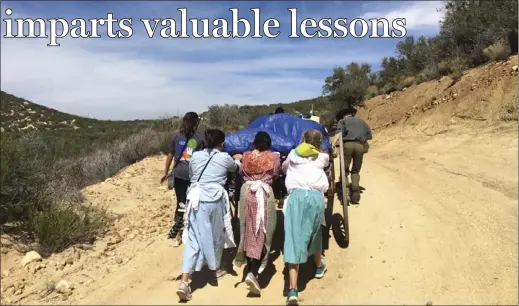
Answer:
223;113;332;155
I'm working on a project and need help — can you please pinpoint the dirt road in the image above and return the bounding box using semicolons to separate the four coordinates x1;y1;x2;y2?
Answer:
2;122;516;305
67;124;517;306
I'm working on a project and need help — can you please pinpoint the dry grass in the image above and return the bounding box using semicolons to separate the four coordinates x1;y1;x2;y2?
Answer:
484;40;512;62
397;76;417;91
499;97;518;121
1;127;173;254
365;85;380;99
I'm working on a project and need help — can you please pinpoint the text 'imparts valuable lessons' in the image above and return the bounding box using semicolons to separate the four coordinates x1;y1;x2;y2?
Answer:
2;8;408;46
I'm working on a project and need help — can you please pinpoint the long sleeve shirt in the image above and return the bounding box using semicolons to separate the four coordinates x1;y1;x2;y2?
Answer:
189;148;241;202
336;117;372;143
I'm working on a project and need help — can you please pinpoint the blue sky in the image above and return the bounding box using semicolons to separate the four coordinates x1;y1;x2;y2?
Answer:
1;1;444;120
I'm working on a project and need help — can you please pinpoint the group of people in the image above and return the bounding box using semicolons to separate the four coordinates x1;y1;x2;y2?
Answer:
160;102;371;305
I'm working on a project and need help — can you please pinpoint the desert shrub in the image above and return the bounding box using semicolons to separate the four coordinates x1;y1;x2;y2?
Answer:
437;57;468;78
500;98;518;121
68;128;170;187
483;40;512;62
450;69;463;81
1;121;171;253
418;65;441;83
0;135;109;253
205;104;244;132
0;135;53;224
397;76;416;91
28;202;108;255
365;85;379;99
380;83;398;95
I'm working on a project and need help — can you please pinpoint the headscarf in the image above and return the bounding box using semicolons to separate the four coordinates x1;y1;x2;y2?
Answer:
295;142;319;159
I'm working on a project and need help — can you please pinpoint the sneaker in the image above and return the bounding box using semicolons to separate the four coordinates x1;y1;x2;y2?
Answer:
172;234;182;247
215;269;227;279
176;280;192;301
350;185;361;204
167;227;177;239
245;272;261;295
315;259;327;279
286;288;299;305
178;202;186;213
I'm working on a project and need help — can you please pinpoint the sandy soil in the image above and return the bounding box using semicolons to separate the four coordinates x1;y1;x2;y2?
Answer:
73;123;517;306
1;57;517;305
3;120;517;305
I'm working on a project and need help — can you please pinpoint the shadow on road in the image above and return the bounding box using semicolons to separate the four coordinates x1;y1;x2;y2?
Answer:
331;213;350;249
233;210;285;296
336;182;365;205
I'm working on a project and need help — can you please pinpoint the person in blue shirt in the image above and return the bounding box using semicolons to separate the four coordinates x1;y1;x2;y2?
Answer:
176;129;242;302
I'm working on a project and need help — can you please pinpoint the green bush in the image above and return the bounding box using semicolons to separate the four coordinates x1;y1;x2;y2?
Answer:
418;65;441;83
365;85;379;99
483;40;512;62
0;135;53;224
1;117;175;253
397;76;416;91
28;202;108;255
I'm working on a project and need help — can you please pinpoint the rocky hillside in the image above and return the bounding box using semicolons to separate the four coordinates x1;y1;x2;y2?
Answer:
0;91;171;134
357;56;518;133
1;91;96;133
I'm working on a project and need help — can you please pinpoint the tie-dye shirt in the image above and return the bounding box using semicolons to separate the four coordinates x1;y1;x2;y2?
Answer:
169;130;206;180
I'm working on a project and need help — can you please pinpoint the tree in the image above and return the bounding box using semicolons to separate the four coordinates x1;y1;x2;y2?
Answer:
322;62;372;104
205;104;243;131
439;0;518;65
322;67;347;96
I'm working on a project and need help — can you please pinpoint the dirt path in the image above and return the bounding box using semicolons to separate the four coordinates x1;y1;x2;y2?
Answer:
2;124;516;305
71;128;517;305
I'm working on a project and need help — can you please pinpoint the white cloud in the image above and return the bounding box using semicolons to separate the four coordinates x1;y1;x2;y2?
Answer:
0;3;402;120
1;33;387;120
362;1;444;30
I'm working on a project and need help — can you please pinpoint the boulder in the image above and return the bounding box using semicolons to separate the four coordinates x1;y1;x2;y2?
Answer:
21;251;42;267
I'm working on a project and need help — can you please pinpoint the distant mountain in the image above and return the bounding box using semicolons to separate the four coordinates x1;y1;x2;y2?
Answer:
0;91;169;134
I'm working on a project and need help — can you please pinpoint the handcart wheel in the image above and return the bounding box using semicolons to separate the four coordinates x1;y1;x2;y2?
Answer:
323;148;335;252
334;130;350;247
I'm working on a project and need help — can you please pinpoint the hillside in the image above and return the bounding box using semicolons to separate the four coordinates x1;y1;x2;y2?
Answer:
1;91;97;133
1;91;173;138
1;54;517;306
201;57;518;132
0;91;175;158
1;91;176;269
358;56;518;132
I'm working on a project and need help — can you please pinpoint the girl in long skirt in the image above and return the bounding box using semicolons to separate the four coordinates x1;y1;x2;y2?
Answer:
176;129;242;302
282;129;330;305
233;132;281;295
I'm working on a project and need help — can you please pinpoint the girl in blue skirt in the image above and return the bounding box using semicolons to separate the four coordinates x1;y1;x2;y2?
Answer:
281;129;330;305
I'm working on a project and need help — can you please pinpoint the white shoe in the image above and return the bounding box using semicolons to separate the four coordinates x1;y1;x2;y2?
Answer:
245;272;261;295
176;281;192;301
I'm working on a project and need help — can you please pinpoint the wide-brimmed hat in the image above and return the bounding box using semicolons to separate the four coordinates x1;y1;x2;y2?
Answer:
344;106;357;115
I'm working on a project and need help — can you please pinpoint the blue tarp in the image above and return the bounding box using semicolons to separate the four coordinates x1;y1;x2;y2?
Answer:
224;113;332;155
